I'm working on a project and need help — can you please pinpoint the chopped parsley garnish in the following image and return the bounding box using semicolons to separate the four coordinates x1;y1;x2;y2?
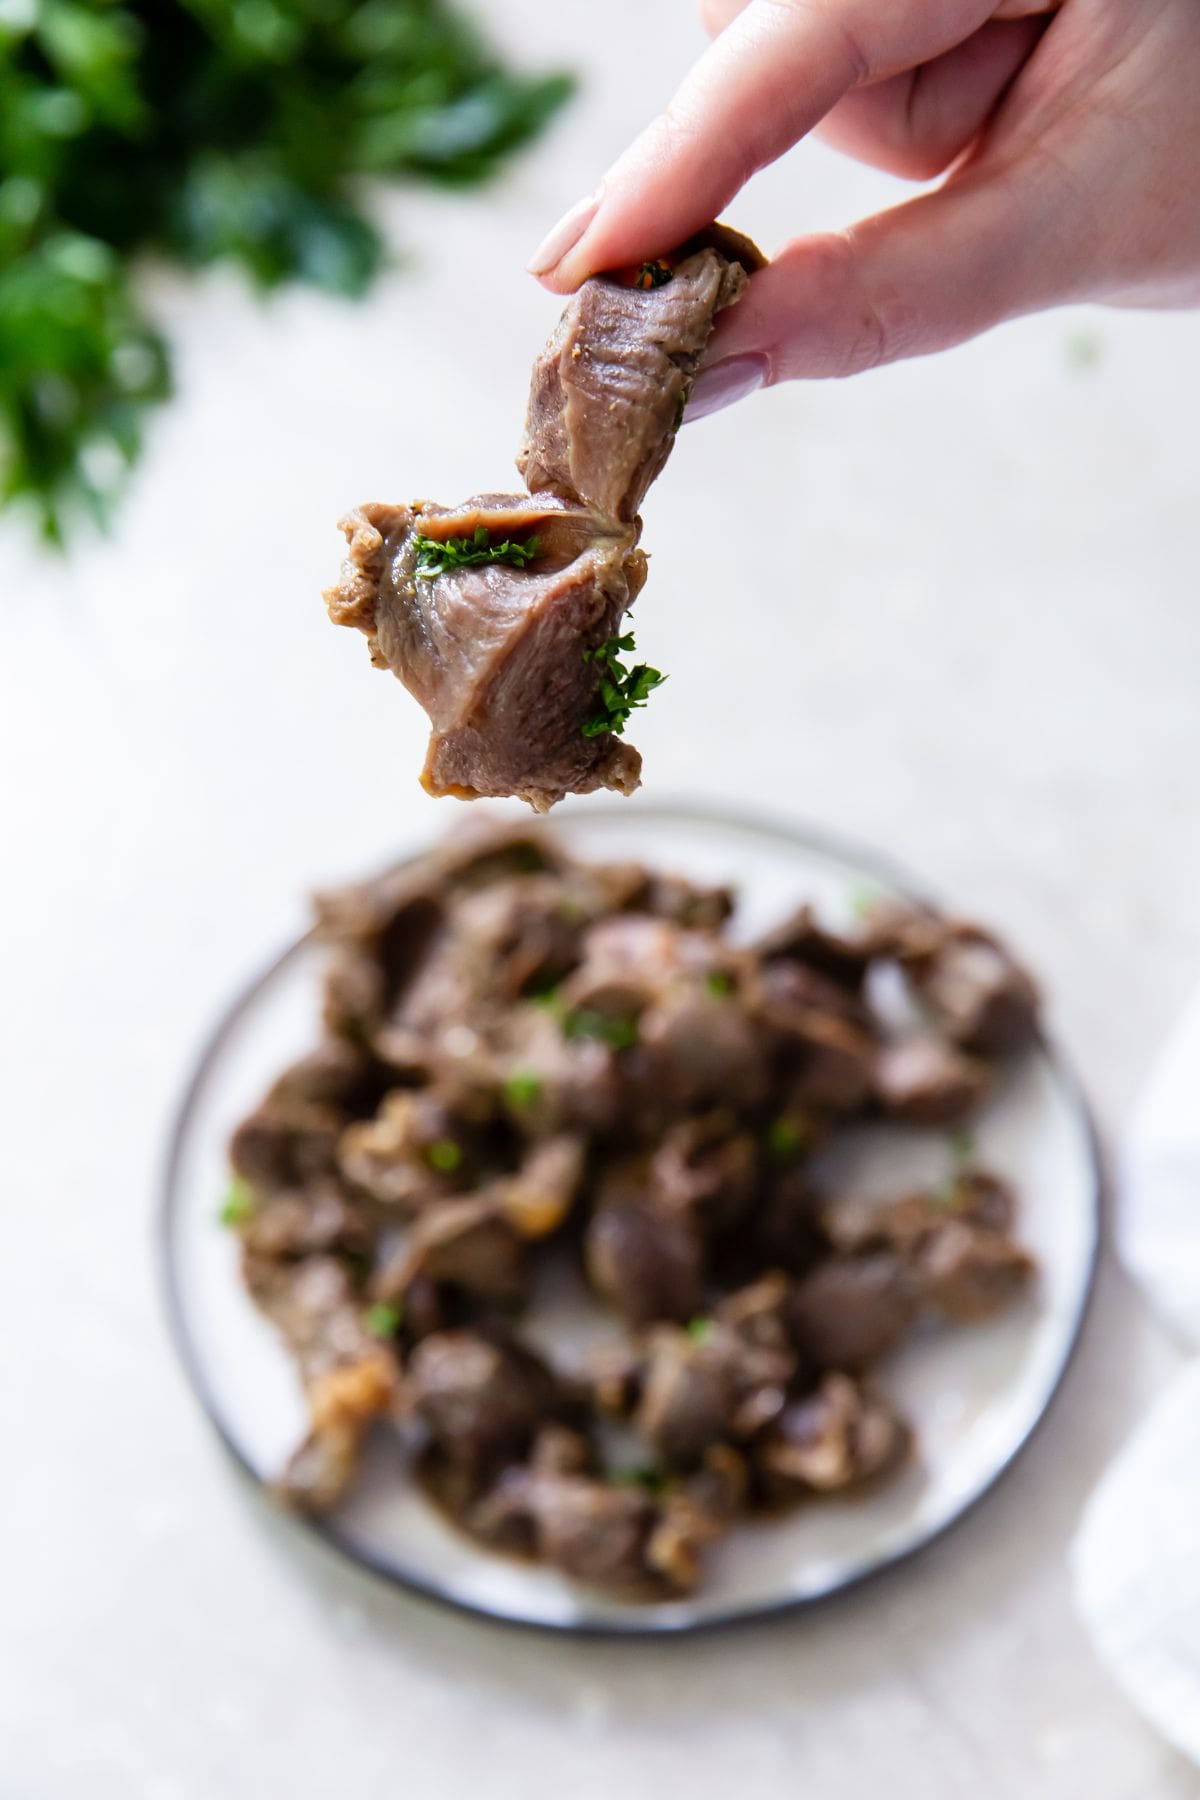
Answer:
849;883;883;921
635;261;673;290
934;1132;975;1206
563;1007;639;1050
426;1138;463;1173
413;526;540;580
948;1126;975;1163
583;631;635;664
673;389;688;433
612;1463;668;1493
219;1176;254;1227
686;1315;715;1344
705;970;734;998
581;631;666;739
505;1069;544;1109
1065;330;1102;372
766;1117;805;1163
364;1301;403;1339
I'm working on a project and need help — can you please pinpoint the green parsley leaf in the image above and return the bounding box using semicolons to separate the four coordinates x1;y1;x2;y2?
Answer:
426;1138;462;1173
364;1301;404;1338
686;1316;714;1345
611;1463;667;1493
705;970;734;998
766;1117;806;1163
563;1007;639;1050
581;630;667;739
849;883;882;921
505;1069;544;1109
1064;329;1103;372
934;1135;975;1207
218;1176;255;1227
413;526;540;579
583;632;635;663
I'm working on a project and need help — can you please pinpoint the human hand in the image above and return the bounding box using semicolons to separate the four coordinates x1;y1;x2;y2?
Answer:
528;0;1200;416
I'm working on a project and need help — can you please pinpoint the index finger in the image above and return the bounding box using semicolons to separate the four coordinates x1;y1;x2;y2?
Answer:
534;0;998;290
701;0;1056;40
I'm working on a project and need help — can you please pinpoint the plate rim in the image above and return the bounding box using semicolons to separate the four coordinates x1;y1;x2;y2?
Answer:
156;797;1105;1638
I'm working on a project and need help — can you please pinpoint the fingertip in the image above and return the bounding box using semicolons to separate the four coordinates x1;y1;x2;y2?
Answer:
530;265;580;295
541;107;756;293
527;192;601;282
549;238;600;293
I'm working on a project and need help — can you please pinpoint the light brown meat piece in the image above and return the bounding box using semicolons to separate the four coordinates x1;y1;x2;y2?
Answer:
874;1033;993;1124
898;919;1041;1054
325;225;762;810
585;1200;704;1328
408;1329;563;1471
246;1255;400;1512
789;1254;916;1370
472;1469;661;1592
518;227;762;522
325;494;645;811
755;1373;910;1497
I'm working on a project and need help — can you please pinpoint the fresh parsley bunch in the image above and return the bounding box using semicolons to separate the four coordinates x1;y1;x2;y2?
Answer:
0;0;572;545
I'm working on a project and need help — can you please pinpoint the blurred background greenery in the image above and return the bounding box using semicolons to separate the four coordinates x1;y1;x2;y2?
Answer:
0;0;572;545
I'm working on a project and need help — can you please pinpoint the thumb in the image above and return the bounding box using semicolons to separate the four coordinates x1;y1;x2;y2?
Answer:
686;163;1087;411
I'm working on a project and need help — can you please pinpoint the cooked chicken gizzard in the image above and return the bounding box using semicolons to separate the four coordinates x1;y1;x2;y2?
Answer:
227;824;1041;1596
325;228;764;810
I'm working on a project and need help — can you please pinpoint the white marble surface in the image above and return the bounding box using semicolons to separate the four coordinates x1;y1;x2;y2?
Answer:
2;1;1199;1793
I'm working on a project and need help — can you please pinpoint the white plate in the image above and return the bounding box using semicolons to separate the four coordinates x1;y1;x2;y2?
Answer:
160;802;1100;1634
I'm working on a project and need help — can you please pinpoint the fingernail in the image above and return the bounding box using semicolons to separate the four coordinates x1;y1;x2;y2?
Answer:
685;353;770;422
527;192;601;277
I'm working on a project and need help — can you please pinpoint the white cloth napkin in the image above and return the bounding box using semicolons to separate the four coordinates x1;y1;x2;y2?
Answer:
1071;990;1200;1768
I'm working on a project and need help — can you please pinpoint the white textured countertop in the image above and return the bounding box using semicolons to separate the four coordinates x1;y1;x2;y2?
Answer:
2;2;1199;1794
